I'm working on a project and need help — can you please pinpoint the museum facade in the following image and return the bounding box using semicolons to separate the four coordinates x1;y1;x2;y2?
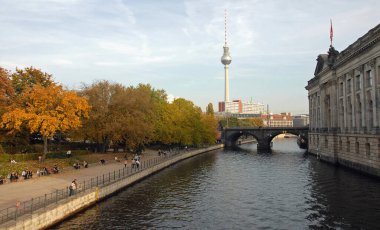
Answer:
306;23;380;177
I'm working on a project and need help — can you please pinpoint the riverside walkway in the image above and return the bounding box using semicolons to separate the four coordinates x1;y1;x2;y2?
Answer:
0;150;160;217
0;146;224;229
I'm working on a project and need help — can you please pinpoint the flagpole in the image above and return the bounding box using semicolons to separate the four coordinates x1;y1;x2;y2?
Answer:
330;19;333;46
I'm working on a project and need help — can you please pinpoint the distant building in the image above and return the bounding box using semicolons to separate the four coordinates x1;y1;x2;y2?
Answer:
261;113;293;127
242;101;266;114
218;100;266;114
293;114;309;127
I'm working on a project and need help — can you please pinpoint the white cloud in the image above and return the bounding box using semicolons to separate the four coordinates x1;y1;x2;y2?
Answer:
0;0;379;114
52;59;73;65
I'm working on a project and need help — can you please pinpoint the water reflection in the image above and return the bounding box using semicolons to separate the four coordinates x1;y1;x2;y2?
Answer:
52;139;380;230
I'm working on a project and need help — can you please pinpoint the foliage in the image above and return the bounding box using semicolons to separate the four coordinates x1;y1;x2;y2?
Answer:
0;67;14;113
0;66;220;154
11;66;54;96
79;81;155;151
1;68;90;157
206;103;214;115
219;117;263;128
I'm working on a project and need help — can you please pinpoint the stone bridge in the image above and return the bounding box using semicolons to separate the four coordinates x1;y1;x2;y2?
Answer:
223;127;309;151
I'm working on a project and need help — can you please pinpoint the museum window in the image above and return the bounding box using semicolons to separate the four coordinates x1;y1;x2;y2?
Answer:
356;75;361;91
339;139;342;150
366;70;373;88
347;141;350;152
325;137;328;148
347;96;352;114
347;78;352;93
355;141;359;154
340;82;344;96
365;143;370;156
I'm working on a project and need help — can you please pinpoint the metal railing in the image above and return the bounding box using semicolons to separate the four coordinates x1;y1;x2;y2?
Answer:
0;148;191;225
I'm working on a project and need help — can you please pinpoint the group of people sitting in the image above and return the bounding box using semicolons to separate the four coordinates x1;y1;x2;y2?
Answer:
21;169;33;179
73;161;88;169
8;172;19;182
37;167;51;176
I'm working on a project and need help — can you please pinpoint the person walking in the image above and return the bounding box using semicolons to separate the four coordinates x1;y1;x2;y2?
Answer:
124;159;128;168
69;179;77;196
66;150;72;158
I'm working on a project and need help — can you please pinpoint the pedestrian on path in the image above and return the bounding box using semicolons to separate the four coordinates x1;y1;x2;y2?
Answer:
69;179;77;196
66;150;72;158
124;159;128;168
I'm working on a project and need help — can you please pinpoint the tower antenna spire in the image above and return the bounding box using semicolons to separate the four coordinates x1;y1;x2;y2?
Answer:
224;9;227;47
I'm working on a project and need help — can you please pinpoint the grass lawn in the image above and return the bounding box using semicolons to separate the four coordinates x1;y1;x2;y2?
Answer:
0;151;133;178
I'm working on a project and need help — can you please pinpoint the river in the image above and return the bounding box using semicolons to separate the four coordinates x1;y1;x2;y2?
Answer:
51;138;380;229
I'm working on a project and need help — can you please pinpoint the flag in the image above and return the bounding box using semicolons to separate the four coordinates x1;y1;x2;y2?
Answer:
330;19;333;45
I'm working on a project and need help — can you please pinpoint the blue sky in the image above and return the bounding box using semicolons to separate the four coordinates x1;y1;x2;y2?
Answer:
1;0;379;114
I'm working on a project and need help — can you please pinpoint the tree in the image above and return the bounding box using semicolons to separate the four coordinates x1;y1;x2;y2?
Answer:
206;103;214;115
0;67;14;151
1;83;90;157
11;66;54;96
0;67;13;115
79;81;155;152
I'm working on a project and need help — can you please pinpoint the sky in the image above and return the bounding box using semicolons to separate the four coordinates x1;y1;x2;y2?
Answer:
1;0;380;114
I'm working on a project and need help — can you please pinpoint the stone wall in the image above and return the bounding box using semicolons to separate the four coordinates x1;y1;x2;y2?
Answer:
1;145;224;230
308;132;380;177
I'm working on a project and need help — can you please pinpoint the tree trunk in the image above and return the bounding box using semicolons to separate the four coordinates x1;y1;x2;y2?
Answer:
43;136;48;159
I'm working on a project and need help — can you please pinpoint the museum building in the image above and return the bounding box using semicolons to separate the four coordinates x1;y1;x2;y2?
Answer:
306;23;380;177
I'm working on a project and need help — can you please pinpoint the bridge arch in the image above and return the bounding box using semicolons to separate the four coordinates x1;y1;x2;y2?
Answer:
224;127;309;151
225;130;260;145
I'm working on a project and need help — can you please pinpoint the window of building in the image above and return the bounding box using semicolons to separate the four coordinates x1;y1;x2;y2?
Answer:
366;70;373;88
365;143;370;156
340;82;344;96
356;75;361;91
339;139;342;150
356;141;359;154
325;137;328;148
347;141;350;152
347;96;352;114
347;78;352;94
356;95;362;127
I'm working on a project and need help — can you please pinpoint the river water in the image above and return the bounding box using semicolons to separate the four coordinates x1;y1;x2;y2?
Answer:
52;139;380;230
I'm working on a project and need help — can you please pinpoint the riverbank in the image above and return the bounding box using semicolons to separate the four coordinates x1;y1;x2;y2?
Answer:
0;144;223;230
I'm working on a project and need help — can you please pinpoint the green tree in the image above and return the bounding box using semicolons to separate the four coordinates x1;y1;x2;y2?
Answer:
11;66;54;96
206;103;214;115
79;81;155;152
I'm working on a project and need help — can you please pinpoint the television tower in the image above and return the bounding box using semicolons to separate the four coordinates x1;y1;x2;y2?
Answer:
221;9;232;102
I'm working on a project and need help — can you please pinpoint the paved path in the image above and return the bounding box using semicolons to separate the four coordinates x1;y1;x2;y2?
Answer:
0;150;160;210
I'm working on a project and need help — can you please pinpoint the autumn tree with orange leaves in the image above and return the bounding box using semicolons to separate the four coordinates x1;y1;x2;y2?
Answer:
1;67;90;158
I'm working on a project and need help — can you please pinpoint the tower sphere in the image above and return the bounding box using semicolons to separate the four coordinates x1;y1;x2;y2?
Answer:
221;46;232;65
